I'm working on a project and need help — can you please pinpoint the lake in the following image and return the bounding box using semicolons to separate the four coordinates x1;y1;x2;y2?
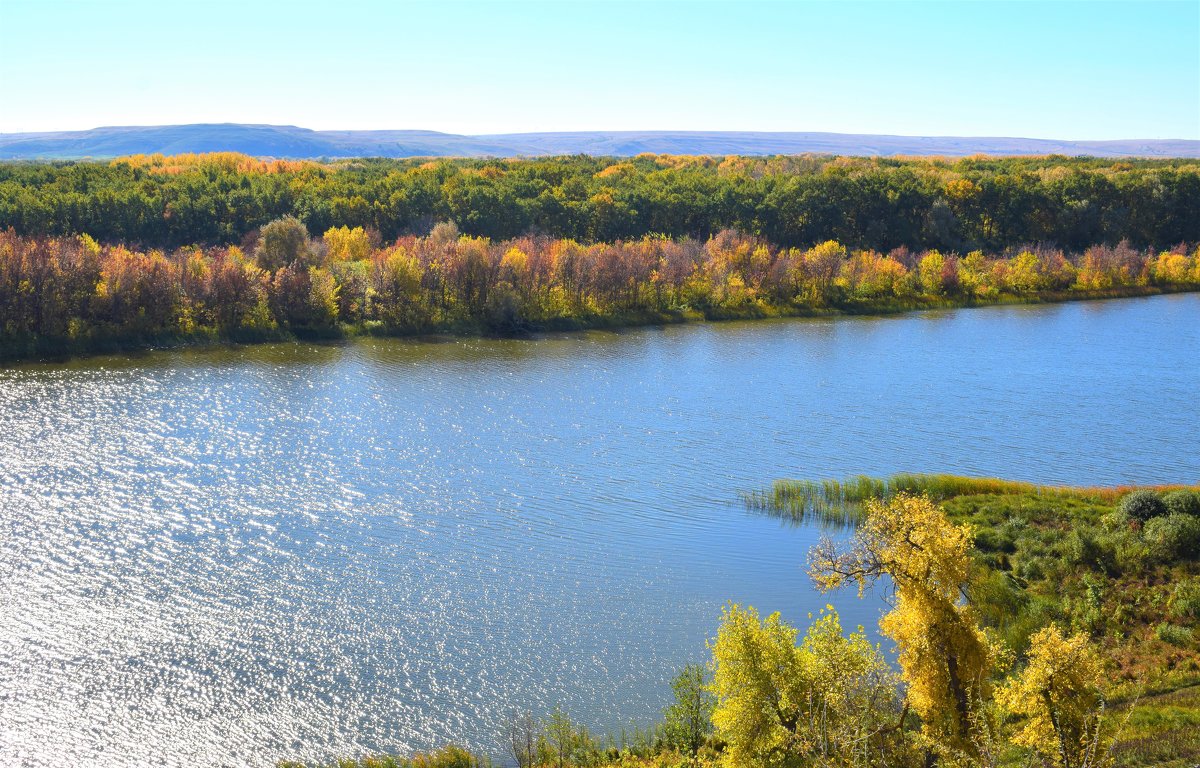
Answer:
1;294;1197;766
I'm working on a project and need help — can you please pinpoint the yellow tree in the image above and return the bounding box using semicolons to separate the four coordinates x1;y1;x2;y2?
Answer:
710;604;804;767
1007;251;1044;293
918;250;947;296
802;240;847;304
1148;250;1192;285
810;494;1003;760
958;251;993;299
323;225;372;262
995;626;1111;768
709;604;904;768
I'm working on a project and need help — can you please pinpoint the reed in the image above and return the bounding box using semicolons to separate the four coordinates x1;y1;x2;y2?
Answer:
744;473;1200;525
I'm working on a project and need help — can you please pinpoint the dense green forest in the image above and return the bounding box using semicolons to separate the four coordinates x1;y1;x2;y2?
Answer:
286;480;1200;768
2;153;1198;251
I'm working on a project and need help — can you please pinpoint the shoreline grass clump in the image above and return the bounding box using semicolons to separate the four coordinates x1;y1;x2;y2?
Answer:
744;472;1200;526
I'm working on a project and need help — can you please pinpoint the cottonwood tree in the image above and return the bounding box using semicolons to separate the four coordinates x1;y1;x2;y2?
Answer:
809;493;1004;762
323;225;372;262
996;626;1115;768
709;604;906;768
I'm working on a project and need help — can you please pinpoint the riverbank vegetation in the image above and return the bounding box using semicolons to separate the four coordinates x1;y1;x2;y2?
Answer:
285;481;1200;768
1;223;1197;361
3;151;1199;362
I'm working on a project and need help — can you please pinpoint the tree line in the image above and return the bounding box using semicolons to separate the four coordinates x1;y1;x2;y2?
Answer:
1;152;1198;253
2;218;1197;359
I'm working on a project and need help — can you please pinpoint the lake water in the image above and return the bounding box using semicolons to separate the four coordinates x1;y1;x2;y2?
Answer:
1;294;1197;766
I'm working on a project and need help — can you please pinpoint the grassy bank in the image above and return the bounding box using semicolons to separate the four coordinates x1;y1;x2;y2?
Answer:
1112;685;1200;768
743;472;1198;526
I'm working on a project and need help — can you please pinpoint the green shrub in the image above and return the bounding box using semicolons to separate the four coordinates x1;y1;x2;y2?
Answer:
1114;537;1150;573
1155;622;1195;647
1120;490;1167;522
256;215;315;271
1071;575;1108;635
1016;557;1046;582
1143;513;1200;562
1168;578;1200;621
1163;489;1200;518
1101;508;1131;530
1066;529;1117;573
974;529;1016;553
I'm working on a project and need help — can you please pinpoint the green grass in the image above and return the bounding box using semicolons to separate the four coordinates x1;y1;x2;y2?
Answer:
1110;685;1200;767
744;473;1199;528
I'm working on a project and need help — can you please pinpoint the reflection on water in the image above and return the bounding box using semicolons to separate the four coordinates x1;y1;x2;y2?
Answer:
1;294;1197;766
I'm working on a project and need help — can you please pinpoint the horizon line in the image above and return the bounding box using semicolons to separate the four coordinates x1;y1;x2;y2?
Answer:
1;123;1197;144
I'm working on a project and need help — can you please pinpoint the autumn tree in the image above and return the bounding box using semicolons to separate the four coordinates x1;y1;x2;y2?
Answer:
809;493;1003;761
802;240;846;304
205;246;271;331
995;626;1113;768
543;706;575;768
506;709;539;768
709;603;905;768
1007;251;1045;293
323;225;372;262
370;244;428;329
918;250;947;296
256;216;313;271
269;263;339;328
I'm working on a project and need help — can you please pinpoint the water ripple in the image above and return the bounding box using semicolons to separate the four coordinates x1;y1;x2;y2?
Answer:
0;295;1198;766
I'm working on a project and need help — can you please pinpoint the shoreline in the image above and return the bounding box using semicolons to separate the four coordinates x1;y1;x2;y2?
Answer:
3;284;1196;367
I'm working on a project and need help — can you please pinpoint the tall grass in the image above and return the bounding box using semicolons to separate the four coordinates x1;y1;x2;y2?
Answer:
743;473;1199;526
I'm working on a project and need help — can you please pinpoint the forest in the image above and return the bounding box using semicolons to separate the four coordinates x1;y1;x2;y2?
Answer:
1;153;1198;252
3;152;1199;360
284;480;1200;768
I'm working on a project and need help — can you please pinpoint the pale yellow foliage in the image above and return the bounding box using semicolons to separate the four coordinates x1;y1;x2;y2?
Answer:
709;604;901;768
324;225;372;262
1148;251;1194;285
1008;251;1045;293
810;494;1003;757
500;247;530;282
918;251;946;295
995;626;1111;768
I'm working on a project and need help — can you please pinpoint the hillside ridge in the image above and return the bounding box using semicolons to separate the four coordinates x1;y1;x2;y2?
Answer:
2;123;1198;159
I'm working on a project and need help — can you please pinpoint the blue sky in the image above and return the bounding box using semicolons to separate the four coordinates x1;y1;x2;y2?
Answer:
1;0;1197;139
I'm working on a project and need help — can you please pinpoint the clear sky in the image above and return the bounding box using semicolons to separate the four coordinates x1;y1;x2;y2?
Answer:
1;0;1197;139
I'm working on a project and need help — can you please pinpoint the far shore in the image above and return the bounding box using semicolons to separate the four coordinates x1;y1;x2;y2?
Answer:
4;284;1195;366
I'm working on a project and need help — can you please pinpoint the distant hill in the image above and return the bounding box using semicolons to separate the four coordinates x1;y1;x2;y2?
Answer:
1;124;1197;159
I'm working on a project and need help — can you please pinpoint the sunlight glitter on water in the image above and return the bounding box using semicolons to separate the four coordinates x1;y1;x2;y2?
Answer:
0;294;1197;766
